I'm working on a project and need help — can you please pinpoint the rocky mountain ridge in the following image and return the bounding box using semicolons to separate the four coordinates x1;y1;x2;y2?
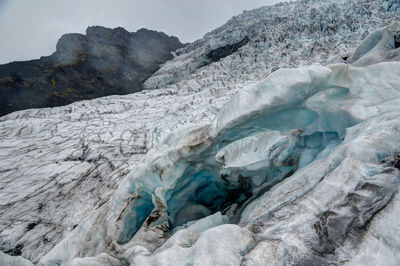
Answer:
0;26;184;116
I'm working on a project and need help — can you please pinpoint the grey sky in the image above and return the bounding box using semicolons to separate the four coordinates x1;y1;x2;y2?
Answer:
0;0;284;64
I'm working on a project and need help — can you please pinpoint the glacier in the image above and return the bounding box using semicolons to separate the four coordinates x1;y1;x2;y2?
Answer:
0;0;400;265
34;21;400;265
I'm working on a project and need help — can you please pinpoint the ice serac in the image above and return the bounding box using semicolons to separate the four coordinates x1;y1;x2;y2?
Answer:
0;0;400;265
37;20;400;265
144;0;399;91
349;20;400;66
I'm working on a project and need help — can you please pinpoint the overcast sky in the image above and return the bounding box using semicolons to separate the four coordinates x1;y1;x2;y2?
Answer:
0;0;285;64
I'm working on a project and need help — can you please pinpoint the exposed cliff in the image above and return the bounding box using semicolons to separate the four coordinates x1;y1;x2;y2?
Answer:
0;26;184;116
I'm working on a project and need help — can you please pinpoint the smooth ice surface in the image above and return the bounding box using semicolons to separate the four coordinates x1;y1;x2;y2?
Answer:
1;0;400;265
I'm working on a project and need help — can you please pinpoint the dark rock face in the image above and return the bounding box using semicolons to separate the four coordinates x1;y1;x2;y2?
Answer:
395;31;400;48
0;26;184;116
205;37;249;63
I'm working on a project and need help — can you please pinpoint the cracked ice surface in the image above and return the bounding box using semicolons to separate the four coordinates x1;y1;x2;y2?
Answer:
0;0;400;264
39;25;400;264
145;0;399;91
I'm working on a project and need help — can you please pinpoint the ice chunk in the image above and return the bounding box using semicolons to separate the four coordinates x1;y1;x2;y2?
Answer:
215;130;286;169
0;251;34;266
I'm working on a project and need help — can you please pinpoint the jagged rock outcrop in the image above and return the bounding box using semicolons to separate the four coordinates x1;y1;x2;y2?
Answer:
0;0;399;264
0;26;184;116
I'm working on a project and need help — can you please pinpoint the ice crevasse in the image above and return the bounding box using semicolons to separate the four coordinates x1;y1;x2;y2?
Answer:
23;22;400;265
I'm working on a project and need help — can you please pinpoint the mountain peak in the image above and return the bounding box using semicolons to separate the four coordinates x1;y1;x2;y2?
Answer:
0;25;184;116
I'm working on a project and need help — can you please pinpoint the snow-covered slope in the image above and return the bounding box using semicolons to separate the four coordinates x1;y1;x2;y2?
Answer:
0;0;399;264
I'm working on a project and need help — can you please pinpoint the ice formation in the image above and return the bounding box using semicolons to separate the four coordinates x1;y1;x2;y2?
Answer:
0;0;400;265
33;21;400;265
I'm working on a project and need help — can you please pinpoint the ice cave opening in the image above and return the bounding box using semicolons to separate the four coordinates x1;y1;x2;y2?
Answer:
118;86;362;243
165;106;360;230
165;167;251;228
165;130;345;230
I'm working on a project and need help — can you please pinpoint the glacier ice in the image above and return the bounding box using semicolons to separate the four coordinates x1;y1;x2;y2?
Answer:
145;0;399;91
0;0;400;265
349;20;400;66
39;34;400;264
0;251;33;266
